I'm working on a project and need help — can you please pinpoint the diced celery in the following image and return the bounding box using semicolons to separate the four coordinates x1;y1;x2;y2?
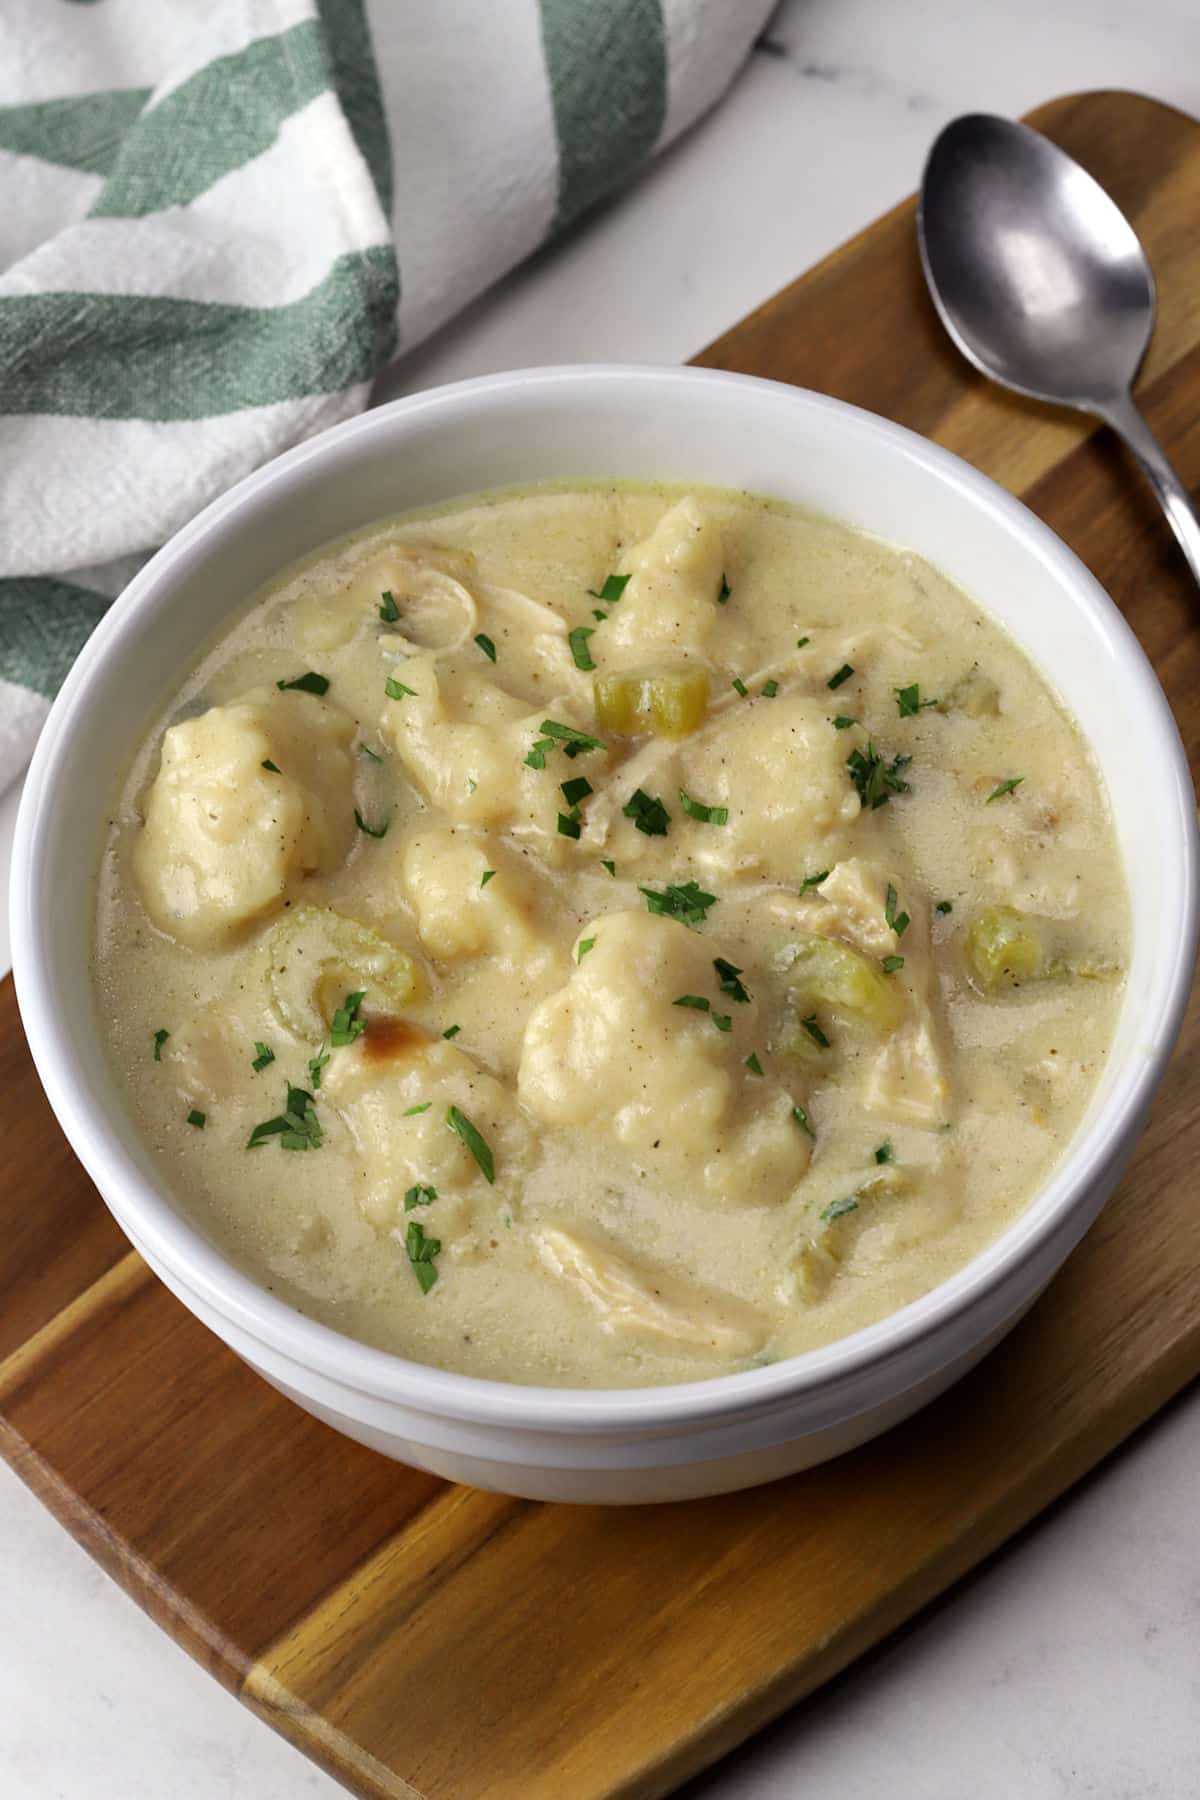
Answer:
937;669;1001;718
265;905;421;1040
787;934;906;1032
593;663;710;738
964;904;1045;993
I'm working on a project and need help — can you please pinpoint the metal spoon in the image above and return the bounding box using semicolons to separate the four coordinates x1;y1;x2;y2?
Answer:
918;112;1200;587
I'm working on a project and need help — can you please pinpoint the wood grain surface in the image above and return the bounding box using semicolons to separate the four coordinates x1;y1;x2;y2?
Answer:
3;90;1199;1800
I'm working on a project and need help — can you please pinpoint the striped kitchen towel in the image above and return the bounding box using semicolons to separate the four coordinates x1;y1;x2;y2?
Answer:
0;0;774;794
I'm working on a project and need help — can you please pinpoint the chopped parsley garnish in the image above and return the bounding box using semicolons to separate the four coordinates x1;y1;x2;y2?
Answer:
247;1084;323;1152
308;1046;330;1089
385;676;417;701
881;954;905;974
354;808;390;839
799;869;830;895
717;574;731;605
251;1041;275;1072
379;589;400;622
676;994;731;1033
592;609;608;622
568;626;595;670
277;671;329;696
832;715;857;730
474;632;497;663
330;991;366;1047
577;937;596;961
678;788;728;825
622;787;671;837
745;1052;764;1076
875;1141;895;1164
286;1087;323;1144
601;859;616;877
558;772;590;836
540;718;604;754
480;869;495;887
639;880;718;927
847;741;912;809
884;884;910;937
793;1102;814;1137
153;1028;169;1061
360;744;383;763
827;663;854;691
761;679;780;698
588;573;630;604
895;683;937;717
446;1105;494;1183
186;1109;206;1129
530;720;605;769
796;636;810;649
442;1024;461;1040
406;1219;442;1294
714;957;751;1003
936;899;953;915
403;1102;432;1117
820;1194;859;1222
986;777;1024;803
405;1183;437;1209
800;1014;830;1049
261;758;280;773
731;677;748;697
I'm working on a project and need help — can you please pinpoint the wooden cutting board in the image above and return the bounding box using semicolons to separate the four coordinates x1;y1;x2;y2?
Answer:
3;89;1199;1800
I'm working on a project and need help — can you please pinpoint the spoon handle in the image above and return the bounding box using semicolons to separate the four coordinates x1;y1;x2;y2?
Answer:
1096;392;1200;591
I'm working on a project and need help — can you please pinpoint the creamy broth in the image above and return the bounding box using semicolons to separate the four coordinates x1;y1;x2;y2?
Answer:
93;485;1128;1386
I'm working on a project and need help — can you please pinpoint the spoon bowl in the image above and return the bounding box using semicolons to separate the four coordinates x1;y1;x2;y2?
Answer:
919;112;1200;585
919;114;1153;407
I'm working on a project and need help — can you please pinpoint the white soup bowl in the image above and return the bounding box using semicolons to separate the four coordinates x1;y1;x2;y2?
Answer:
11;366;1197;1502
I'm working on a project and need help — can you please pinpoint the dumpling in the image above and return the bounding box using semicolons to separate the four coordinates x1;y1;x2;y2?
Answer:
585;689;861;883
133;687;355;949
379;651;605;854
378;651;522;820
596;497;724;663
401;827;562;981
321;1028;533;1234
517;909;811;1205
681;692;861;878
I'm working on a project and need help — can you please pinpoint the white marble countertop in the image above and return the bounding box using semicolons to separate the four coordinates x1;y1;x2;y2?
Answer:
3;2;1199;1794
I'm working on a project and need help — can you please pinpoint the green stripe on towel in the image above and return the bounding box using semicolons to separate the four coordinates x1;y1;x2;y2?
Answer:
540;0;667;232
0;246;399;419
90;22;330;219
0;579;114;696
0;88;151;178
